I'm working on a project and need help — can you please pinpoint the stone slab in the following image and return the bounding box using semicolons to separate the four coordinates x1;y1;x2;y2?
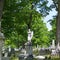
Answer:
2;57;10;60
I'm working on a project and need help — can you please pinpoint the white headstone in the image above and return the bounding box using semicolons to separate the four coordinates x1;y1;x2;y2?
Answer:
51;40;55;49
8;46;11;52
57;42;60;50
4;53;8;57
51;50;56;55
51;40;56;56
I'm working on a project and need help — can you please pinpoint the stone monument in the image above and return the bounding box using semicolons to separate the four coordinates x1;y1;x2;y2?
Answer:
19;29;33;60
25;29;33;56
51;40;55;49
56;42;60;56
51;40;56;56
57;42;60;51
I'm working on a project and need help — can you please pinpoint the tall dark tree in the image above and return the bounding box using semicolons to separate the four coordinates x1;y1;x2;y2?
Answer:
52;0;60;45
49;18;56;44
57;0;60;45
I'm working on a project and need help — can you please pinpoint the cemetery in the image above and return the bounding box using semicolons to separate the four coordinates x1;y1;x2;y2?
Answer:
0;0;60;60
0;29;60;60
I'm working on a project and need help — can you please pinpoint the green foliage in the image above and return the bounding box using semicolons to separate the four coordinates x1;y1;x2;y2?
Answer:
49;18;56;44
2;0;51;47
32;14;50;46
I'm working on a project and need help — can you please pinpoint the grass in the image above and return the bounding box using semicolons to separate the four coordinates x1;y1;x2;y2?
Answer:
10;56;60;60
10;53;60;60
51;58;60;60
11;57;18;60
46;56;60;60
10;55;19;60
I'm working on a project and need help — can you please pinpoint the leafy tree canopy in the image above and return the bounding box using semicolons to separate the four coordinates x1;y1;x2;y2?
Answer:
1;0;52;47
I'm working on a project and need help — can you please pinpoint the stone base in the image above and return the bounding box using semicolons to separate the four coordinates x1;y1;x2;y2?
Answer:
25;41;33;55
25;54;33;60
19;54;33;60
2;57;10;60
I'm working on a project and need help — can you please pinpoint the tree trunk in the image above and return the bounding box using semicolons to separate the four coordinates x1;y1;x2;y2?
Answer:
56;0;60;45
0;0;4;30
28;3;33;29
0;0;4;19
0;0;4;60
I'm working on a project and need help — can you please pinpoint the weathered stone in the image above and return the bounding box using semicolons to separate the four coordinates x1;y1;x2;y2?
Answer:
2;57;10;60
25;41;33;55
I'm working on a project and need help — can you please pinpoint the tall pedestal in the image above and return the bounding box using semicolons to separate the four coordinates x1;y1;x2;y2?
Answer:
25;41;33;56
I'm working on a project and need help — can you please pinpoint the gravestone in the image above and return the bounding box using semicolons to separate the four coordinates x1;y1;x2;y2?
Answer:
39;48;46;55
56;42;60;50
25;29;33;60
19;29;33;60
2;47;10;60
25;29;33;56
51;40;55;49
2;46;13;60
55;42;60;56
2;57;10;60
25;41;33;56
51;50;56;56
51;40;56;56
39;48;50;56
